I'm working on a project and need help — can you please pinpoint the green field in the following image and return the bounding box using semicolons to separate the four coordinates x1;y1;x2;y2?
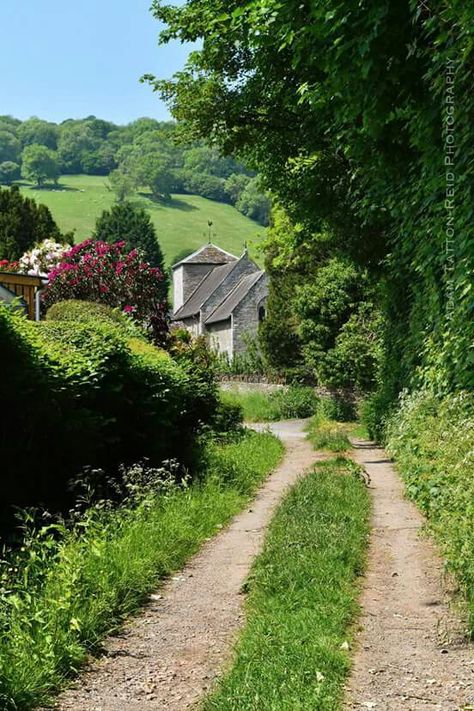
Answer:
18;175;265;266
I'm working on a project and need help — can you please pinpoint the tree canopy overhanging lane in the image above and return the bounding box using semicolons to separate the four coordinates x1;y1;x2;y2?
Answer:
147;0;474;421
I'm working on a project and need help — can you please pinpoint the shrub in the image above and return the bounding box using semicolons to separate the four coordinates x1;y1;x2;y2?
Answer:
269;385;319;419
46;299;143;338
93;202;169;298
210;399;244;437
18;238;70;277
42;239;168;345
0;306;218;523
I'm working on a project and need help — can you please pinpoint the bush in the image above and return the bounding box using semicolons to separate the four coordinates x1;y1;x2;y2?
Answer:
0;306;218;524
210;399;244;437
269;385;319;419
93;202;169;298
385;389;474;631
42;240;168;346
46;299;143;338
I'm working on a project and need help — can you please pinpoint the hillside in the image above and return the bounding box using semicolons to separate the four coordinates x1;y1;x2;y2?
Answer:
18;175;265;266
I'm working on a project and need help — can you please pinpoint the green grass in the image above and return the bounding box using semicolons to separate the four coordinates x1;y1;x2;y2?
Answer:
385;389;474;632
17;175;264;266
306;416;352;453
0;431;283;710
221;386;319;422
203;458;371;710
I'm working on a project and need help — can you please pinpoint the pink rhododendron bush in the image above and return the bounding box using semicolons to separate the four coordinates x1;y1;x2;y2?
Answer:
42;239;168;344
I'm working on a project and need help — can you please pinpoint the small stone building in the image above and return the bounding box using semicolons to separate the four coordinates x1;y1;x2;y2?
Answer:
171;243;268;359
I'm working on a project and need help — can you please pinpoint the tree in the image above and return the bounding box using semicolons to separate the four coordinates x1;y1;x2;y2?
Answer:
108;168;136;202
0;185;64;261
17;118;58;149
236;178;270;225
21;144;60;186
0;161;20;185
0;130;20;164
93;202;169;298
148;0;474;404
57;123;100;173
225;173;251;204
181;171;227;202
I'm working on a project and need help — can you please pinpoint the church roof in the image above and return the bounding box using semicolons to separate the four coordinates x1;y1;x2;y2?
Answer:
205;271;265;325
173;260;238;320
172;243;238;269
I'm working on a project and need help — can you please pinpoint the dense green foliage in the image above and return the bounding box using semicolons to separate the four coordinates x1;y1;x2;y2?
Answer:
221;385;319;422
385;390;474;632
150;0;474;416
0;304;217;519
46;299;142;336
93;202;169;295
0;431;283;710
203;458;370;710
0;114;270;224
21;144;59;187
0;185;64;260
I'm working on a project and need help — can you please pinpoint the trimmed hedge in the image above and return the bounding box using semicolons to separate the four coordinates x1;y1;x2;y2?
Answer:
46;299;142;335
0;304;218;524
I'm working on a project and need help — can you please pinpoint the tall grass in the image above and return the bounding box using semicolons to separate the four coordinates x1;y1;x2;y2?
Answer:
0;431;283;710
221;386;319;422
385;389;474;632
203;458;371;710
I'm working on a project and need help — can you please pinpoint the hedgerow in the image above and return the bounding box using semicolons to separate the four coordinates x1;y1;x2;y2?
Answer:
0;305;218;523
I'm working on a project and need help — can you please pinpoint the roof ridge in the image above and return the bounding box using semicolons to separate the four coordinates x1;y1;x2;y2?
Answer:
172;243;238;268
205;270;264;324
173;259;241;320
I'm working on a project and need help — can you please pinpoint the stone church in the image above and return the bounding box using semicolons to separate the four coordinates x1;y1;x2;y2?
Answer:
171;243;268;359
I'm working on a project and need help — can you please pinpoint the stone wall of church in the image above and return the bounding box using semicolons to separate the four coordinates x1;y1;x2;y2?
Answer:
232;275;269;355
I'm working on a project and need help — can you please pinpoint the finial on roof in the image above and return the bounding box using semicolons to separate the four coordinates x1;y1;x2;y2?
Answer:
243;240;248;255
207;220;213;243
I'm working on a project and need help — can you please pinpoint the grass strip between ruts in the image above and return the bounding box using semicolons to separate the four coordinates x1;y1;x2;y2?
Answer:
203;457;371;711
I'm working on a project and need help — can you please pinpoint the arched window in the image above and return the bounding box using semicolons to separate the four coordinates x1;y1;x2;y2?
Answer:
258;305;266;322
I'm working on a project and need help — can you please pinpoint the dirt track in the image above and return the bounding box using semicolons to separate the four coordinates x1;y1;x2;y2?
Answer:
53;420;317;711
345;440;474;710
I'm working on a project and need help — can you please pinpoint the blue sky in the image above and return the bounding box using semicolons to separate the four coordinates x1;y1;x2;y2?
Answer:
0;1;193;125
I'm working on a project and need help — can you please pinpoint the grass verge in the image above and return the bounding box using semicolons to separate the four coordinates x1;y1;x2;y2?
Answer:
385;388;474;632
221;386;319;422
0;431;283;711
203;457;371;710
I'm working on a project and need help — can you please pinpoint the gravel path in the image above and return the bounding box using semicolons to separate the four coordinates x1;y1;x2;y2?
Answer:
52;420;318;711
345;440;474;710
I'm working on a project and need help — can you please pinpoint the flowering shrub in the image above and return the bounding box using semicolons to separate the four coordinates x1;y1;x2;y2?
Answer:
42;240;168;344
0;259;20;272
18;238;70;277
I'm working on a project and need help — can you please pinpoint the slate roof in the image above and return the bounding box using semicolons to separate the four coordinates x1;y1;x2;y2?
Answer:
172;243;238;268
173;260;238;320
205;271;264;325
